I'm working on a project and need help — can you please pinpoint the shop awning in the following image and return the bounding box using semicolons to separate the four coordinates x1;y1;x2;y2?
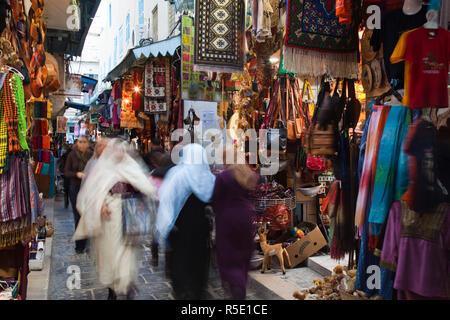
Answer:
64;101;90;112
45;0;101;57
105;35;181;82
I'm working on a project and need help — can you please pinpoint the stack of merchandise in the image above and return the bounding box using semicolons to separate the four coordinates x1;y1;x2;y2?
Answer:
31;101;54;198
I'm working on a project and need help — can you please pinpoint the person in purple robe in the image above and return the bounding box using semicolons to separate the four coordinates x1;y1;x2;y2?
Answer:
380;201;450;300
212;148;260;300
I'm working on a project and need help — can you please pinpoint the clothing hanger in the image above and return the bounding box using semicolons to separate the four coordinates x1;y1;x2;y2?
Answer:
424;2;440;32
0;65;25;81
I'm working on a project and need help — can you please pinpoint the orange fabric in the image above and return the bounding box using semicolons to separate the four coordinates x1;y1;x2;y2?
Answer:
336;0;352;24
42;135;50;150
370;107;391;192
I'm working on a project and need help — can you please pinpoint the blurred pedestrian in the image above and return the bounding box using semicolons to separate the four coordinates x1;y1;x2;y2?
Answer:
81;137;110;187
74;138;157;300
58;143;72;208
64;136;93;253
156;144;216;300
212;146;259;299
144;152;175;267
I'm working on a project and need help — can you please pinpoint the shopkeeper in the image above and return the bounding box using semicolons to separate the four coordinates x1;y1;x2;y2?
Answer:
64;136;93;254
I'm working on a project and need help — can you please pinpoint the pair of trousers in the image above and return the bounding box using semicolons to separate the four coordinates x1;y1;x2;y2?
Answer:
69;184;87;251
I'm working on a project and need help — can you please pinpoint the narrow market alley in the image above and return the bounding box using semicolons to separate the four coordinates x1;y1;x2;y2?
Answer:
46;195;265;300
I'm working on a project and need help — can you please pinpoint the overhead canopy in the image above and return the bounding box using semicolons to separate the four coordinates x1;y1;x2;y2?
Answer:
64;101;90;112
45;0;101;57
105;35;181;82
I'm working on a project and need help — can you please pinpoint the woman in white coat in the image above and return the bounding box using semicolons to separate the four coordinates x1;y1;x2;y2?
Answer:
74;138;157;299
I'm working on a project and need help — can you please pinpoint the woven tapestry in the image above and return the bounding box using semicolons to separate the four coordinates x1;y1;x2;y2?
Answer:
181;15;223;102
144;58;171;113
194;0;246;74
283;0;360;78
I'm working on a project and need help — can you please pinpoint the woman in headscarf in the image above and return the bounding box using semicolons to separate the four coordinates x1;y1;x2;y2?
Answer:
81;137;110;188
212;146;260;299
74;138;157;300
156;143;216;300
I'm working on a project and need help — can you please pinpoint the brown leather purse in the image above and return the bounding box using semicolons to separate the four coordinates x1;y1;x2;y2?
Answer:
287;78;304;140
305;78;338;156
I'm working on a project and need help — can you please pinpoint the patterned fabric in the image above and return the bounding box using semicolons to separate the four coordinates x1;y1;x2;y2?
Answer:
145;61;166;98
285;0;358;52
283;0;359;78
181;15;222;102
0;156;27;222
13;75;29;152
194;0;246;73
0;80;8;173
2;73;21;153
400;201;448;243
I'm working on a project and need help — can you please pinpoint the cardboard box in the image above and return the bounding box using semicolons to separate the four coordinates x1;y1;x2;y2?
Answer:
286;222;327;268
296;191;317;224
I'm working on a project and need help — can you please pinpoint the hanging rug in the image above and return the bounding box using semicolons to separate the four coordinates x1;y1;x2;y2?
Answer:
194;0;246;73
283;0;359;78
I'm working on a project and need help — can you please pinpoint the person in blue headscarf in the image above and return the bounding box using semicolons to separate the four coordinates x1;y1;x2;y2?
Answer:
156;143;216;300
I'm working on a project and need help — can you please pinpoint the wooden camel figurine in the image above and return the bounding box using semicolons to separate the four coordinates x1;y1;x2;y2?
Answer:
258;229;292;275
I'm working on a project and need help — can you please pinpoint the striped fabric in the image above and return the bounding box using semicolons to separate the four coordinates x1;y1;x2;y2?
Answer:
3;73;21;153
354;106;391;236
0;156;27;222
0;82;8;173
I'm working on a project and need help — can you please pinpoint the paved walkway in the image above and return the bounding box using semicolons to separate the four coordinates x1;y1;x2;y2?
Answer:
47;196;264;300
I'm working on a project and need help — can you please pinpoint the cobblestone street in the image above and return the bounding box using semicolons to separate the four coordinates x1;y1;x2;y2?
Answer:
47;196;262;300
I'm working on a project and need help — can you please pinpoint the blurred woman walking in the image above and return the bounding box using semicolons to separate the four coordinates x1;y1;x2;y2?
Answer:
212;147;259;299
74;139;157;300
156;144;216;300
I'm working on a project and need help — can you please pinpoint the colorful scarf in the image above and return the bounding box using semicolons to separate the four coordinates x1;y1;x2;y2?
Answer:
12;74;29;152
283;0;359;78
368;106;410;247
2;73;21;154
0;81;8;173
354;107;390;234
193;0;246;74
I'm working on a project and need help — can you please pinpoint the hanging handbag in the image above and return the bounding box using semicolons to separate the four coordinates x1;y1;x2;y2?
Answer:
298;79;314;126
305;78;338;156
286;78;305;140
315;78;344;129
122;194;157;246
343;79;362;130
286;78;298;141
306;155;327;172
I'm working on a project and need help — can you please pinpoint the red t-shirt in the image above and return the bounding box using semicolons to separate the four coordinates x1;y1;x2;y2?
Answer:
404;27;450;109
